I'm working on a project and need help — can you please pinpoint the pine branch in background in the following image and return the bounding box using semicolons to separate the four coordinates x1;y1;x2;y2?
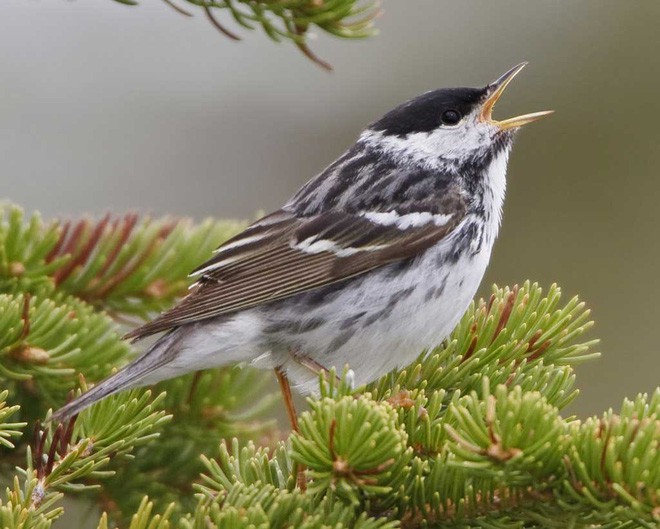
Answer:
0;383;168;529
45;213;243;319
0;293;132;413
0;204;658;529
96;498;174;529
0;206;243;320
107;0;379;70
99;367;279;520
0;205;278;527
0;390;25;449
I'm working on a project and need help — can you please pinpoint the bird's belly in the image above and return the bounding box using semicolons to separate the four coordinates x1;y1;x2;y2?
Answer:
266;242;492;392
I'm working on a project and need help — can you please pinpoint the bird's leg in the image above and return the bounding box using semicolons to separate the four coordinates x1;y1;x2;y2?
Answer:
274;367;307;491
289;348;341;382
274;367;299;433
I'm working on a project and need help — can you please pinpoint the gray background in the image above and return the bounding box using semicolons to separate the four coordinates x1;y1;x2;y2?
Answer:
1;0;659;417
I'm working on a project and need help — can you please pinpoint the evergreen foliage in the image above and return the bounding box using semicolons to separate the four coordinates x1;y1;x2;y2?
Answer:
0;204;657;529
106;0;379;69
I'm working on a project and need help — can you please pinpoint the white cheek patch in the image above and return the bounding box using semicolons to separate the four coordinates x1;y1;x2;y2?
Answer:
360;112;498;167
361;211;453;229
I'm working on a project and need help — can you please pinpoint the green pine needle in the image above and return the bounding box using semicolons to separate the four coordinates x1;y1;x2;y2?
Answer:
292;395;412;503
0;293;132;405
0;205;657;529
0;390;25;449
0;206;244;320
106;0;380;70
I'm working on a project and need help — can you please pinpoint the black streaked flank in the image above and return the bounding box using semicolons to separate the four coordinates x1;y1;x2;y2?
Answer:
339;312;367;330
388;286;416;305
424;275;448;303
325;330;356;354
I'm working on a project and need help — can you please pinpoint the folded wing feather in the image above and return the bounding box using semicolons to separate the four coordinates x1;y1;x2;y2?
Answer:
124;204;466;341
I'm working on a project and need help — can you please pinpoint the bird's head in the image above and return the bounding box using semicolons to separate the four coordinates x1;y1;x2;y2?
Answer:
363;63;552;168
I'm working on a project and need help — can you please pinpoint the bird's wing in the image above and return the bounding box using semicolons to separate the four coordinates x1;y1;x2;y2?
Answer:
125;204;467;341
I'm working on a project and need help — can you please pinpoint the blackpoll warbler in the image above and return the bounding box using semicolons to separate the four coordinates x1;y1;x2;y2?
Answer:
52;63;552;429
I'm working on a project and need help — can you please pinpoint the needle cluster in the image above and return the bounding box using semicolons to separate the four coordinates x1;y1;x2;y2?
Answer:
0;205;657;529
109;0;379;70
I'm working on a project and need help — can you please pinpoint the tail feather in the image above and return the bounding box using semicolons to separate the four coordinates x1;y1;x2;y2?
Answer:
49;330;180;423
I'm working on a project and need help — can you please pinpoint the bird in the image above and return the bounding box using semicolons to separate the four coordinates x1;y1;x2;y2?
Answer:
51;62;552;430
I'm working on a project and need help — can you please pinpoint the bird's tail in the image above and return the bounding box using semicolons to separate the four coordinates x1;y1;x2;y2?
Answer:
49;329;180;423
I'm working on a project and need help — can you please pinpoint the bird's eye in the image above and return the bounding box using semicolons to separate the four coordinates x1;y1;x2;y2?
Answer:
441;109;461;126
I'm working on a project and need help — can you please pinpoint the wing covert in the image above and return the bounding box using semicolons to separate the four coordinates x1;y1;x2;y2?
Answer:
125;202;466;341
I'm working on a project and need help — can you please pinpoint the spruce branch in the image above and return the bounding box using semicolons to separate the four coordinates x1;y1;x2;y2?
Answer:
99;367;278;522
97;497;175;529
43;213;243;319
186;284;657;528
184;480;398;529
0;207;64;295
369;282;599;412
0;205;657;529
0;390;25;449
0;293;132;410
108;0;380;70
0;387;169;529
202;382;656;528
564;390;660;527
291;395;412;504
0;206;243;320
391;385;659;528
197;437;295;494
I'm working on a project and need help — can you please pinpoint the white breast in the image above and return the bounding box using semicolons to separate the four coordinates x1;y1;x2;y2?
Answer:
280;151;510;392
483;148;509;234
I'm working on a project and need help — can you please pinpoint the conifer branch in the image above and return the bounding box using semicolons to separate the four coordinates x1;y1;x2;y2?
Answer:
97;497;175;529
0;206;243;320
107;0;380;69
0;390;25;449
0;387;169;529
98;368;278;521
0;205;657;528
0;293;132;410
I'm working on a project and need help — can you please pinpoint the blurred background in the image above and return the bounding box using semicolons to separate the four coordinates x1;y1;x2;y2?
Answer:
1;0;658;418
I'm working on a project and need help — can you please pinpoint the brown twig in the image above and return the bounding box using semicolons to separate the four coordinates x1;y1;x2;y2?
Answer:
492;286;518;342
45;424;63;477
293;22;332;71
328;418;337;460
96;214;138;278
204;5;242;40
92;226;162;299
162;0;194;17
527;340;551;362
45;222;70;263
34;423;48;480
50;219;88;284
461;323;479;363
52;216;110;285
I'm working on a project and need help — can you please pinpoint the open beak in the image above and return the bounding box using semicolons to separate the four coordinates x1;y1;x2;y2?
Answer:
480;62;554;130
